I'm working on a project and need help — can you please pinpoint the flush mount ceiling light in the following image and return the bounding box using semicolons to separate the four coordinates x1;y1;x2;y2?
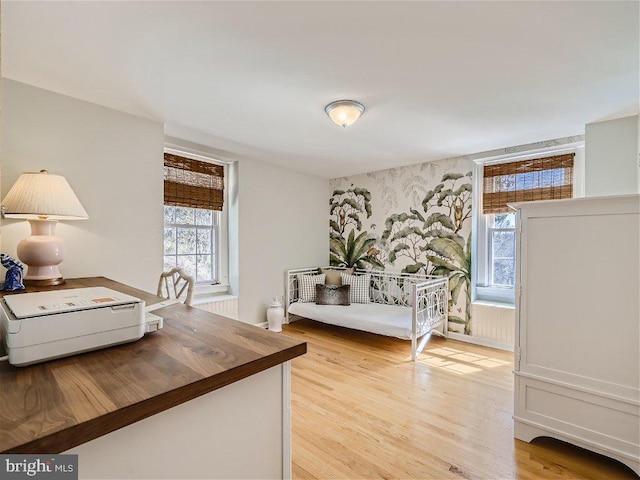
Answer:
325;100;365;128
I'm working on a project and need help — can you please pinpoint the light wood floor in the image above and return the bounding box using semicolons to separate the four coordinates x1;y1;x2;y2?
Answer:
284;319;638;480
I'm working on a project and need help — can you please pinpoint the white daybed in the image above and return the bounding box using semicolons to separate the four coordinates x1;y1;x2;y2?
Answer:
285;267;448;360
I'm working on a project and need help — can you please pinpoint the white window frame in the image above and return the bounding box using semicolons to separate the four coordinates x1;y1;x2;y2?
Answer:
163;146;230;295
487;215;517;287
472;141;585;305
163;207;220;283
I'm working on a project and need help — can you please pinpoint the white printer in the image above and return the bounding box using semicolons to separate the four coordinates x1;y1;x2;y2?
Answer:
0;287;162;366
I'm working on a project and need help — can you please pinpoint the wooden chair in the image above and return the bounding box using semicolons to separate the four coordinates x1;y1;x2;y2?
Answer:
157;267;195;306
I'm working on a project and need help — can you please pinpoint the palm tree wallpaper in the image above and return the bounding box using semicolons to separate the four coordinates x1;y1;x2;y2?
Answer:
329;158;474;335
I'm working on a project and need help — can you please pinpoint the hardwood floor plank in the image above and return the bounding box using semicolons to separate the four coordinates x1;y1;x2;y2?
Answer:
285;319;638;480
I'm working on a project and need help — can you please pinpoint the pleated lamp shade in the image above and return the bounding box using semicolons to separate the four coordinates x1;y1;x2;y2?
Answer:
1;170;89;286
2;170;88;220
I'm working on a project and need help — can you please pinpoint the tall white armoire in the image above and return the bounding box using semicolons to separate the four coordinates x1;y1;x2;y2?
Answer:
512;194;639;475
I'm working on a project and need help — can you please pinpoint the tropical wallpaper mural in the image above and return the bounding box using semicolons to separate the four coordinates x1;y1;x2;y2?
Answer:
329;157;474;335
328;136;584;338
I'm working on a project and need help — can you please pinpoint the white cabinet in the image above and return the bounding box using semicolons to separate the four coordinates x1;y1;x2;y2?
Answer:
67;364;292;479
513;194;639;475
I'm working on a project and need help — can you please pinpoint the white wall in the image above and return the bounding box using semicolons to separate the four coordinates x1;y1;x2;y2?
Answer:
1;80;164;292
585;115;639;197
236;157;328;324
2;81;328;323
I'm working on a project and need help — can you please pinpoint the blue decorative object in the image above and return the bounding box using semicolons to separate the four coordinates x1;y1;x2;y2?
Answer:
0;253;26;291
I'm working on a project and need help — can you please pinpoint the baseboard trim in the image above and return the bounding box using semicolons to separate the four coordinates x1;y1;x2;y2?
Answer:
447;332;514;352
255;321;268;329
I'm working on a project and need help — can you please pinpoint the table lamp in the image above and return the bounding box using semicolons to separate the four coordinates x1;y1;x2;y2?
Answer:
1;170;88;286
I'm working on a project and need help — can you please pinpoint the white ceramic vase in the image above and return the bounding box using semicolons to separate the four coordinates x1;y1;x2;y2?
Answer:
267;297;284;333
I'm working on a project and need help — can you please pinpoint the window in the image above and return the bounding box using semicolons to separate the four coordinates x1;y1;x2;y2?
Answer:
163;206;219;283
475;150;577;303
488;213;516;287
163;152;226;285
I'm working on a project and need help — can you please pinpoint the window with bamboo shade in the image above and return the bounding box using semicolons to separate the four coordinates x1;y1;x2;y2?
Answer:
163;152;225;284
164;153;224;211
482;153;574;214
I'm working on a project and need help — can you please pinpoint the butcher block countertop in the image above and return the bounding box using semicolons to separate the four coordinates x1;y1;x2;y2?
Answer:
0;277;306;454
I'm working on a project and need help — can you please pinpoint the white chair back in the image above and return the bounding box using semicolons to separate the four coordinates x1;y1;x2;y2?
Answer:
157;267;195;306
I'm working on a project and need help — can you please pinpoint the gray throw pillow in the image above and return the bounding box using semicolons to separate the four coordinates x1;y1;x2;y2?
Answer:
315;284;351;306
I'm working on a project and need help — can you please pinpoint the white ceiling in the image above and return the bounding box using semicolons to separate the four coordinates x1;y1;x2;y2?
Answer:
2;1;638;178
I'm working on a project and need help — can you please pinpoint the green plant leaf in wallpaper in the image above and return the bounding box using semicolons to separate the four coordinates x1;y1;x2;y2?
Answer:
441;172;465;181
381;214;429;274
448;316;467;325
330;221;342;241
352;187;373;217
428;254;460;274
346;212;362;231
381;212;419;242
423;213;456;231
453;183;472;197
423;229;465;248
426;234;472;334
390;226;427;243
422;173;472;233
401;263;426;274
449;272;467;306
409;208;425;222
330;188;373;240
330;230;384;269
388;243;410;263
421;183;443;207
428;237;467;268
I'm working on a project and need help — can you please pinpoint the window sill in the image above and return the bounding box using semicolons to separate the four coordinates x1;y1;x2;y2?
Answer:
194;283;229;295
475;285;515;306
190;283;232;305
472;299;515;309
191;292;237;306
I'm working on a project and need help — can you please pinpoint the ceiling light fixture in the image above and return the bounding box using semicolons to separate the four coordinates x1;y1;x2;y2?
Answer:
325;100;365;128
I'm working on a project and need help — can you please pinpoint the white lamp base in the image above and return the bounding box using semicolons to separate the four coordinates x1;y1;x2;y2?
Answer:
16;219;66;286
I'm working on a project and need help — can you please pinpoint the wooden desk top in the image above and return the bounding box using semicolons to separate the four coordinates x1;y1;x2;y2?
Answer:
0;277;306;454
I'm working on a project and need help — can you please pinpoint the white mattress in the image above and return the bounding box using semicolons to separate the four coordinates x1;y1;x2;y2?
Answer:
287;302;413;340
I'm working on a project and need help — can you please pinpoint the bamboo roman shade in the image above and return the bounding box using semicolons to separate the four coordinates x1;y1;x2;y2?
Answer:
164;153;224;211
482;153;574;214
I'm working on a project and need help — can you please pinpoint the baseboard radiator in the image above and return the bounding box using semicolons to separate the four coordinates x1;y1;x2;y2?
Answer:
470;302;515;347
194;296;239;320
